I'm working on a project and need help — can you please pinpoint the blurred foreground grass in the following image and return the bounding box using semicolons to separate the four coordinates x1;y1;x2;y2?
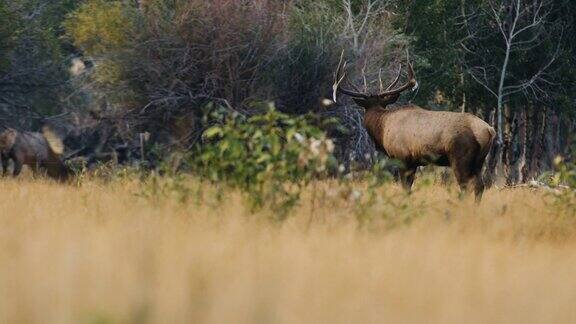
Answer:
0;176;574;324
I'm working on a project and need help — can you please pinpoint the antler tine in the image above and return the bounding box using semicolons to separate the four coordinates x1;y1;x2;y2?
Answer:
332;51;347;103
405;48;419;91
384;64;402;92
361;65;368;93
378;68;384;93
346;74;364;93
332;50;368;102
379;50;418;96
406;60;419;91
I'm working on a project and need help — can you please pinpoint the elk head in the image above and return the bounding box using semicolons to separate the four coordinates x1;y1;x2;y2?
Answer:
332;52;418;109
0;128;18;154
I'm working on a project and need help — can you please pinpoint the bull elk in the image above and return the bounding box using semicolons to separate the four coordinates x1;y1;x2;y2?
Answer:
333;53;495;201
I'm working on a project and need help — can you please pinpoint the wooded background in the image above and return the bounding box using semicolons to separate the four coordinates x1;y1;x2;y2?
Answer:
0;0;574;183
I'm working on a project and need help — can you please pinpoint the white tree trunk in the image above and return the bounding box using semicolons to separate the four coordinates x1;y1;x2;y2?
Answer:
494;43;512;182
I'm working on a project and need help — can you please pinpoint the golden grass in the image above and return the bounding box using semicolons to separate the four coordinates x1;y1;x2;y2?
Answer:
0;177;575;324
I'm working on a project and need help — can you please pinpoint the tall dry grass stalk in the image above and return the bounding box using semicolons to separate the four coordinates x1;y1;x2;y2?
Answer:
0;177;575;323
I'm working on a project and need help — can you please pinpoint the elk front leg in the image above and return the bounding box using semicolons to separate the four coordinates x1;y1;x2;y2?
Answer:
1;153;8;176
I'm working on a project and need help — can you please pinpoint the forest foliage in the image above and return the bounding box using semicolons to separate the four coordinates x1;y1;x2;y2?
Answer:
0;0;575;194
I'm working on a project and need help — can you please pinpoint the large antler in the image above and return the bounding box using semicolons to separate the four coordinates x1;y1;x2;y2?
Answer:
332;51;368;103
378;51;418;97
381;64;402;92
333;50;419;103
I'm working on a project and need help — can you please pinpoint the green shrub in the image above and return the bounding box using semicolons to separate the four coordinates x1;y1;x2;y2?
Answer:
551;156;576;189
65;0;135;56
193;102;337;219
549;155;576;217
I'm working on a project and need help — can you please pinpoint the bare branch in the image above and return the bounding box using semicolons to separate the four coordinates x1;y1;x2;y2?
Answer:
467;67;498;98
487;0;509;43
503;35;562;97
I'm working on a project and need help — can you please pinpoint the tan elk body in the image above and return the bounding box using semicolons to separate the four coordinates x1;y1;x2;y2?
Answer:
0;127;69;181
334;54;495;200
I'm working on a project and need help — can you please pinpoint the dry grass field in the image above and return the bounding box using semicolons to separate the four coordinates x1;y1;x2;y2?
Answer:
0;176;575;324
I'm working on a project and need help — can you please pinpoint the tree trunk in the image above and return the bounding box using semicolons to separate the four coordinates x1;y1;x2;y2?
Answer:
524;106;534;181
505;109;516;185
546;109;560;165
459;72;466;113
485;109;498;186
528;107;547;180
494;42;512;184
503;104;513;181
566;120;576;159
509;109;527;184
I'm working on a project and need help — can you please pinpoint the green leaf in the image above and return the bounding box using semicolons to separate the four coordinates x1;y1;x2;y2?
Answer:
256;154;271;164
204;127;223;139
218;140;230;152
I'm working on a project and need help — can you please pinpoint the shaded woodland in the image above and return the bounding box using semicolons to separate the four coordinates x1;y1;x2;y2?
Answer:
0;0;574;184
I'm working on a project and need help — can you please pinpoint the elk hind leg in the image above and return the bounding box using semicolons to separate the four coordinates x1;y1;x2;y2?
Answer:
12;160;23;177
473;173;485;202
451;156;474;197
400;166;417;192
471;152;490;202
30;162;41;177
450;137;483;198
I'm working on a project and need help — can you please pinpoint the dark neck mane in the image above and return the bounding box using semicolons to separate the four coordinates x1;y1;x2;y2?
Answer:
363;107;387;151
